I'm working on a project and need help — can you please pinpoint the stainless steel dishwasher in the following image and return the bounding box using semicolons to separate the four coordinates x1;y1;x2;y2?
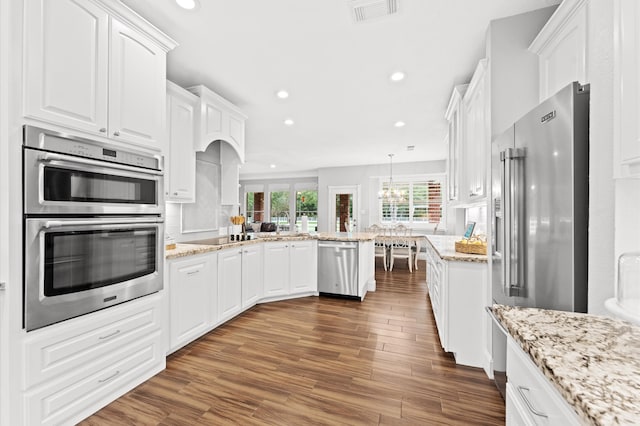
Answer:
317;240;359;298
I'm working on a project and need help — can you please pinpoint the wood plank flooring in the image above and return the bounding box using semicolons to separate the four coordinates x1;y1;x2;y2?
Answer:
82;259;505;425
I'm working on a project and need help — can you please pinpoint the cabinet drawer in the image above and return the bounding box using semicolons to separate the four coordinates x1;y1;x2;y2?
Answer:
506;337;580;425
25;331;163;426
24;294;161;389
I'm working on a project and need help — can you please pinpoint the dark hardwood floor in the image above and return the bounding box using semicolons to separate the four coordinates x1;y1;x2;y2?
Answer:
82;259;505;425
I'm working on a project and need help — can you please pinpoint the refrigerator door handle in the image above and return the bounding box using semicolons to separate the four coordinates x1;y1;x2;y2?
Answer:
502;148;524;297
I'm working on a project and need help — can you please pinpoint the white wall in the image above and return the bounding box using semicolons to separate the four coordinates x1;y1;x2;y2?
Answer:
317;160;446;232
586;0;616;314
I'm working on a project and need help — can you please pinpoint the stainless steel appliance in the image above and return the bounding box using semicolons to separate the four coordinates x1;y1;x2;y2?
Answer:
318;240;359;298
23;126;164;331
489;82;589;397
23;125;163;215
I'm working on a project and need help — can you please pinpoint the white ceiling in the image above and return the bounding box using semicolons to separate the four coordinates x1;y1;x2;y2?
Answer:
122;0;560;178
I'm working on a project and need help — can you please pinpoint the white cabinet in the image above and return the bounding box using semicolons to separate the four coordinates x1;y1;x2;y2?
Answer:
218;248;243;322
529;0;588;103
23;0;176;150
424;241;486;368
614;0;640;178
263;240;317;300
218;244;264;322
188;85;247;162
165;81;197;202
506;337;581;425
289;241;318;294
167;253;216;353
445;84;468;202
241;244;264;309
23;294;164;426
463;60;489;202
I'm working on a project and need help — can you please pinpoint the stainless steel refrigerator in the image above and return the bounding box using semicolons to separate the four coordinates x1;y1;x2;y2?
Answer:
490;81;590;397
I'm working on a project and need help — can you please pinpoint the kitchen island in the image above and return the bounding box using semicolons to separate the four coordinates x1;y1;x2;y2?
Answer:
424;235;488;369
492;304;640;425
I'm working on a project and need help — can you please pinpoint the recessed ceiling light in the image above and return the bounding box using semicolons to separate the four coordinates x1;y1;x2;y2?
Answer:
270;164;276;168
394;121;405;128
175;0;197;9
284;118;294;126
390;71;405;82
276;90;289;99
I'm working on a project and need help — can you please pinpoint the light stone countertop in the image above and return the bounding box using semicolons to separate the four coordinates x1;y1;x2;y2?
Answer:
165;233;316;260
492;304;640;426
315;232;377;242
425;235;488;263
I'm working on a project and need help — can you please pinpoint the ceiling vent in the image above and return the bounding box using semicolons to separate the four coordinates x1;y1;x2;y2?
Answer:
349;0;398;23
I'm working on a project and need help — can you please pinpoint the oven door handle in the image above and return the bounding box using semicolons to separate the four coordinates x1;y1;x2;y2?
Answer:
38;152;163;177
43;217;164;229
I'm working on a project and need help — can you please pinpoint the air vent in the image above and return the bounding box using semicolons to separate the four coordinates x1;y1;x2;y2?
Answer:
350;0;398;23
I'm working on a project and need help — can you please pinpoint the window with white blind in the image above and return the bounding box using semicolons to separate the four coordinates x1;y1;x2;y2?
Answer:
380;177;444;226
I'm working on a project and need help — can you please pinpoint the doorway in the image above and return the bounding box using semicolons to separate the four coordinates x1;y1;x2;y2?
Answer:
328;185;359;232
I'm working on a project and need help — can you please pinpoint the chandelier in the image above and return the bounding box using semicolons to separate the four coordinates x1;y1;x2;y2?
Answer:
378;153;404;202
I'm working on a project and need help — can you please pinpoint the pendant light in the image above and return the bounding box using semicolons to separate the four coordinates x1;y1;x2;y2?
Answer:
378;154;404;202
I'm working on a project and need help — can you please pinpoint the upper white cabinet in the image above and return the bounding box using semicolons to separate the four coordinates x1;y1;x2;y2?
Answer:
166;81;198;202
529;0;588;102
614;0;640;178
188;85;247;163
445;84;468;202
23;0;176;151
463;60;489;202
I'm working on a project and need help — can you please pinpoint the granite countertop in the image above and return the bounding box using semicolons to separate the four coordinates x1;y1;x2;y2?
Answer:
165;233;316;260
315;232;377;242
425;235;488;263
492;304;640;425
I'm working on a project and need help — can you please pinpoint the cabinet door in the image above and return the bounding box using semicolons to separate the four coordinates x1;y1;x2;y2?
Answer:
263;242;290;298
169;255;213;352
166;83;197;202
241;245;263;309
24;0;109;134
289;241;317;294
220;142;240;205
218;248;243;322
463;60;488;201
109;19;166;149
615;0;640;177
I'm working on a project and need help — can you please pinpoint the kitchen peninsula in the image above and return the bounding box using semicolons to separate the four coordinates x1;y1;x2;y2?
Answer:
165;232;376;354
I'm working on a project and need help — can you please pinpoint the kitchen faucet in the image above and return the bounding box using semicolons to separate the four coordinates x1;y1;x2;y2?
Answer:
276;212;290;234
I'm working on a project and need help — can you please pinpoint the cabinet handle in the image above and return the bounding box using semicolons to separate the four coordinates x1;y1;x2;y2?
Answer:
173;192;178;196
113;131;120;137
98;329;121;340
0;281;5;291
187;270;200;276
99;127;106;133
98;370;120;383
517;386;548;418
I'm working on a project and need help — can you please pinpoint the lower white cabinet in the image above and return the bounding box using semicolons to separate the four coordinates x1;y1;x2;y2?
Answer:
506;337;581;425
22;294;164;426
263;240;317;300
167;252;217;353
425;242;486;368
241;244;264;309
218;244;264;322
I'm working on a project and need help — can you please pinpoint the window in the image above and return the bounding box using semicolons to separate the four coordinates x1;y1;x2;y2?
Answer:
246;192;265;223
270;191;290;230
380;177;443;226
295;190;317;231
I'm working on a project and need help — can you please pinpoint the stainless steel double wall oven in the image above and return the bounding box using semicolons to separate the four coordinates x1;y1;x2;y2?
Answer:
23;126;165;331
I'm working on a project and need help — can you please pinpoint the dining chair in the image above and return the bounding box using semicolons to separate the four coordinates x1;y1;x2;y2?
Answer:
369;225;390;271
389;235;413;272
